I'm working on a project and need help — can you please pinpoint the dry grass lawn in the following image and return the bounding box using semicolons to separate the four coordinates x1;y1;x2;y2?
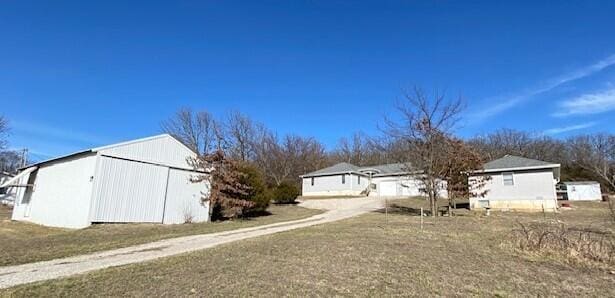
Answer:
2;199;614;297
0;204;322;266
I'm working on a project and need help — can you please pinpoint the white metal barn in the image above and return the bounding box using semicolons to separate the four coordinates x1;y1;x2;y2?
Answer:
559;181;602;201
3;134;210;228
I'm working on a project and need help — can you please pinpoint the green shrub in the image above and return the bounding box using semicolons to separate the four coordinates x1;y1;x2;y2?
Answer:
237;163;271;214
273;182;300;204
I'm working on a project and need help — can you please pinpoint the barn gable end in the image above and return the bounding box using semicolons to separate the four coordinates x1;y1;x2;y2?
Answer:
94;134;197;170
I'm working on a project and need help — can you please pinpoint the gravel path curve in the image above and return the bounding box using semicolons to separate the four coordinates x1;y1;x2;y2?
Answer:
0;197;384;289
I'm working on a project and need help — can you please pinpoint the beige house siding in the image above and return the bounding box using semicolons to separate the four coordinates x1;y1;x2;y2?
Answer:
302;173;367;196
470;168;558;211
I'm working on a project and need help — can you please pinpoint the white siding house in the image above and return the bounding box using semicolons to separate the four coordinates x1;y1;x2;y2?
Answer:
301;162;436;198
3;134;210;228
469;155;560;212
301;163;369;197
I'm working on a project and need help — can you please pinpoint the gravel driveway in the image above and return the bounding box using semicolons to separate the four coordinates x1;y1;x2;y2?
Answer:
0;197;384;289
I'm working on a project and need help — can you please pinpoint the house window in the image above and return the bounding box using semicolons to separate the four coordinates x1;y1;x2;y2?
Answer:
358;176;361;184
503;172;514;186
342;175;345;184
311;177;314;186
0;187;6;195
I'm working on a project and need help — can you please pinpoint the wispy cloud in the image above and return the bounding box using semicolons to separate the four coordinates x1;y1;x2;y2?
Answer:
8;120;109;158
11;121;108;145
553;87;615;117
543;121;597;135
473;54;615;121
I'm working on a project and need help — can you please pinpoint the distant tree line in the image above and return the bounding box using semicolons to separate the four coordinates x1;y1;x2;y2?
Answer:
163;90;614;218
2;87;613;219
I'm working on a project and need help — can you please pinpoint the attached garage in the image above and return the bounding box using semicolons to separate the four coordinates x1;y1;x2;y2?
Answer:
5;134;210;228
378;181;399;196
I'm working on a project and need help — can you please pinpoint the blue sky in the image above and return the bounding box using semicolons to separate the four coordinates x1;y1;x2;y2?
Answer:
1;1;615;159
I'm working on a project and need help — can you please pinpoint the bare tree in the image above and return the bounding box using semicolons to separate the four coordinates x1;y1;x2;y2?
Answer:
162;108;216;156
468;129;567;164
332;132;368;165
568;134;615;191
252;129;289;186
225;110;256;162
384;87;471;216
253;130;327;187
0;151;22;173
329;132;396;166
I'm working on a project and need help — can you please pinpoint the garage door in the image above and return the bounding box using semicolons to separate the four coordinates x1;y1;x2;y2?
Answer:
90;156;169;223
379;181;398;196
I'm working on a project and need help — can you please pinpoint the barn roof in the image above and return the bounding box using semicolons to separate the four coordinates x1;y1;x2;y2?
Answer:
20;134;197;171
482;155;560;173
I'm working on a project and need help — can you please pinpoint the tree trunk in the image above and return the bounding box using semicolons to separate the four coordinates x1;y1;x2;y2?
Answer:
430;191;437;217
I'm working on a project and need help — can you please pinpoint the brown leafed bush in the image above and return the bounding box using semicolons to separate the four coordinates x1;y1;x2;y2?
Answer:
509;221;615;267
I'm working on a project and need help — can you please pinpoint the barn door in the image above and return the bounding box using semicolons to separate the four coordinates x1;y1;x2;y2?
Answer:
90;156;169;223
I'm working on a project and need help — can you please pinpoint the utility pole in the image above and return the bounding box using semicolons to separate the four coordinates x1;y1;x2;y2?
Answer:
20;148;28;168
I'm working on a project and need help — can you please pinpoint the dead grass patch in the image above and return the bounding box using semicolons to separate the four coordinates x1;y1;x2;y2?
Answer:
0;205;321;266
3;200;614;297
507;220;615;268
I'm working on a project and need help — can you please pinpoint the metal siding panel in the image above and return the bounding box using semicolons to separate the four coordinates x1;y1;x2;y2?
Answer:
91;156;168;223
162;169;210;224
97;135;195;170
13;154;97;228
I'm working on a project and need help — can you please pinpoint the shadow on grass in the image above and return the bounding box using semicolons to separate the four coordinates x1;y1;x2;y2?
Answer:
272;201;299;206
375;204;432;216
210;210;274;222
375;202;471;217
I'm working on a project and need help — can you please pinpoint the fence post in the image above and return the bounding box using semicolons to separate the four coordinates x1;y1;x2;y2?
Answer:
385;197;388;224
420;207;424;232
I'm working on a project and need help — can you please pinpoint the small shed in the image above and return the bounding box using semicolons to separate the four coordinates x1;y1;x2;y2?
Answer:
1;134;210;228
557;181;602;201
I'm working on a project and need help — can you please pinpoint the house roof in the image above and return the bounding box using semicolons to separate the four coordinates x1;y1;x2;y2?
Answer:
365;163;414;176
301;162;415;178
482;155;560;173
301;162;361;177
